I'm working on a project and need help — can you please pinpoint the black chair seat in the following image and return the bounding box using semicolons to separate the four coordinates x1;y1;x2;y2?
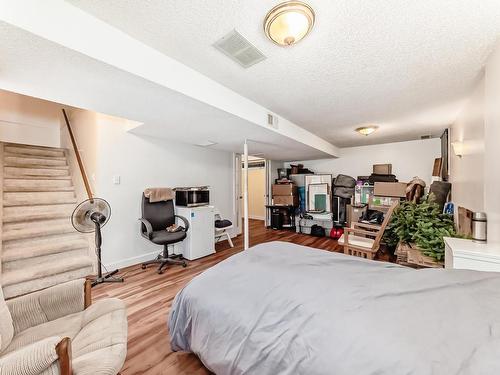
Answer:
149;230;187;245
140;193;189;274
215;219;233;228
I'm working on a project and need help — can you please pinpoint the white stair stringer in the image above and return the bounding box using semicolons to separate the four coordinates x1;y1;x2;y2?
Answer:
1;142;94;299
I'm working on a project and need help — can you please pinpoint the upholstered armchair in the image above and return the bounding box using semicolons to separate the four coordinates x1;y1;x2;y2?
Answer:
0;278;127;375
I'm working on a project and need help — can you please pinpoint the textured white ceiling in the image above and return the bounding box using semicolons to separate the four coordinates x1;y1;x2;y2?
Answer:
67;0;500;146
0;22;330;161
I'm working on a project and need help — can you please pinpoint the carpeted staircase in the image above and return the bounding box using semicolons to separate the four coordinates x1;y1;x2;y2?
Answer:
1;142;93;299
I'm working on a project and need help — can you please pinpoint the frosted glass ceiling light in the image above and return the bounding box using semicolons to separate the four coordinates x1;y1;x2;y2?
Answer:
356;126;378;136
264;1;315;46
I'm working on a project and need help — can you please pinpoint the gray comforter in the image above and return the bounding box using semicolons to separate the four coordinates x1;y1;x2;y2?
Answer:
169;241;500;375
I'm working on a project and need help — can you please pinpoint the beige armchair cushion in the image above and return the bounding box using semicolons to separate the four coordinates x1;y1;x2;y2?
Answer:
7;279;85;335
337;233;375;249
0;287;14;353
0;336;61;375
4;299;127;375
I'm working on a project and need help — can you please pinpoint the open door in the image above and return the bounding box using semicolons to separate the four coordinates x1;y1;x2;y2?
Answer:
265;159;272;227
233;153;242;235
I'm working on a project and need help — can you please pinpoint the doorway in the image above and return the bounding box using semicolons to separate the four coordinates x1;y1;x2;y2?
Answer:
234;155;272;236
242;156;266;223
234;155;284;238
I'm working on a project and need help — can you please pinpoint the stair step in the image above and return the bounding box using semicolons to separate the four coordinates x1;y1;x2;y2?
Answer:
3;248;90;271
4;155;67;168
4;178;74;192
2;233;89;262
1;255;93;288
4;145;65;158
2;266;93;299
3;191;77;207
2;218;75;241
3;203;77;223
3;152;66;161
4;166;71;179
5;163;69;171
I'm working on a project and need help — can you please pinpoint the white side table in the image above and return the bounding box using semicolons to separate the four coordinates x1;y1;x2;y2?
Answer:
444;237;500;272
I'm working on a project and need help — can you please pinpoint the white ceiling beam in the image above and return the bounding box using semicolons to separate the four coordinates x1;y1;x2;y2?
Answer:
0;0;340;157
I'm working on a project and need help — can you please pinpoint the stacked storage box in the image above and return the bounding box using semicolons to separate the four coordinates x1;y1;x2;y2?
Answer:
270;184;298;230
370;182;407;211
299;217;335;235
369;164;398;183
272;184;298;206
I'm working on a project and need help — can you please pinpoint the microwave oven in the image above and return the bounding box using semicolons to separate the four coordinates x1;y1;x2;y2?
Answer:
175;187;210;207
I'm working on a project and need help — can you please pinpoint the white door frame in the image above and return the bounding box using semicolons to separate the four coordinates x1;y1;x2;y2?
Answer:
265;159;272;227
233;153;242;236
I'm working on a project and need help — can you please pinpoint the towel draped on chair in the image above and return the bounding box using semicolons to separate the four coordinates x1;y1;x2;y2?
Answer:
143;187;175;202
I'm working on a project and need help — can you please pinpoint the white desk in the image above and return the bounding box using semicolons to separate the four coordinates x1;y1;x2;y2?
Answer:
444;237;500;272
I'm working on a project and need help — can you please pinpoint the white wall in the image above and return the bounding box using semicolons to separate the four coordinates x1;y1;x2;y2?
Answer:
0;90;61;147
66;110;235;269
446;41;500;243
484;44;500;243
449;78;485;213
287;139;441;185
60;109;99;200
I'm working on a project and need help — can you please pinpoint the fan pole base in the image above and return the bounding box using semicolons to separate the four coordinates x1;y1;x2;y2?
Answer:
90;269;124;287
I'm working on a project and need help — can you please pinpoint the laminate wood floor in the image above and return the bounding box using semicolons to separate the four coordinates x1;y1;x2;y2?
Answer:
93;220;388;374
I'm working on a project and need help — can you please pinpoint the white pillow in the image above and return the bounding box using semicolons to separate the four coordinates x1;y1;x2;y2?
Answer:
0;286;14;353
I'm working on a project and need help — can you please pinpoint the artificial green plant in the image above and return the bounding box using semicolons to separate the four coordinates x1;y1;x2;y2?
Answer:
384;196;458;261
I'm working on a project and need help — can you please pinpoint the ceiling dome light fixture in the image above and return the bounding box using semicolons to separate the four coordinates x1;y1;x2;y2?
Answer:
264;1;315;46
356;126;379;136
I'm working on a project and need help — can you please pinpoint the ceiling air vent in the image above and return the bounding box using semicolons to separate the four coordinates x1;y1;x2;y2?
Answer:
213;30;266;68
267;113;279;129
420;134;433;140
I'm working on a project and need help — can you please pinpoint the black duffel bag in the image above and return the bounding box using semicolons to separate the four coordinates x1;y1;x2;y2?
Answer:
310;224;325;237
369;174;398;183
334;174;356;188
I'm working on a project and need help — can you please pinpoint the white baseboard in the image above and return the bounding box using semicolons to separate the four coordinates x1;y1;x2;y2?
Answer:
105;233;241;268
104;250;160;270
248;215;265;221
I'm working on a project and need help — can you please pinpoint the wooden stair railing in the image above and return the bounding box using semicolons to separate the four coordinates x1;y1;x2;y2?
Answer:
61;109;93;200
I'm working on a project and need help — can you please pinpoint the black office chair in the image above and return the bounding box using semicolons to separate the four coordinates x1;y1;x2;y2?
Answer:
139;194;189;274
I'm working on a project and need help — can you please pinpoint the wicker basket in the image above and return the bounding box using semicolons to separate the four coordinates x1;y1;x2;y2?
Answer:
396;242;444;268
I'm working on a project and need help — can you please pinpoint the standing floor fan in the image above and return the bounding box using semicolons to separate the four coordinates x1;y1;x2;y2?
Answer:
72;198;124;287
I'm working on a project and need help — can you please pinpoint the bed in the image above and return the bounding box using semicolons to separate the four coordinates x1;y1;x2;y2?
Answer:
169;241;500;375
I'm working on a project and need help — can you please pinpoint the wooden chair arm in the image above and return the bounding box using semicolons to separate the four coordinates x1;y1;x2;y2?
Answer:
56;337;73;375
84;279;92;309
344;227;378;237
353;222;381;231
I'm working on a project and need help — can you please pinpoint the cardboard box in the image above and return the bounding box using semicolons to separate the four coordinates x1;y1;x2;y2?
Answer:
457;206;473;237
272;184;297;196
273;195;299;206
369;196;400;211
346;204;367;227
374;182;407;198
373;164;392;175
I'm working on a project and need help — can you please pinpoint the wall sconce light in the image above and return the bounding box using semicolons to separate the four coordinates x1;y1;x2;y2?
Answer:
452;142;465;158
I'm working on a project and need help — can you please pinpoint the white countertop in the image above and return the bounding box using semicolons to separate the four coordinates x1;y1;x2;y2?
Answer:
444;237;500;262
